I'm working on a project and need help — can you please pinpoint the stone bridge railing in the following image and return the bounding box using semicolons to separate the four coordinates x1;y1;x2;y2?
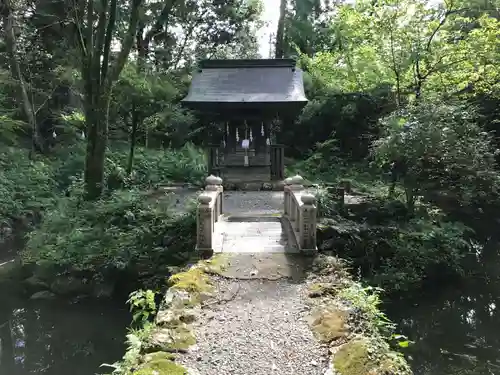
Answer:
195;174;318;254
283;175;318;252
196;175;223;254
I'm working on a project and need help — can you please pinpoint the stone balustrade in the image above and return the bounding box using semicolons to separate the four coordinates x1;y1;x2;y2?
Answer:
284;175;318;252
196;175;223;254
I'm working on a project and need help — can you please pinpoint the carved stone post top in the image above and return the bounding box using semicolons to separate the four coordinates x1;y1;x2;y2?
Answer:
287;174;305;191
291;175;304;185
301;193;317;205
284;177;293;185
205;175;223;186
198;194;213;205
289;183;305;191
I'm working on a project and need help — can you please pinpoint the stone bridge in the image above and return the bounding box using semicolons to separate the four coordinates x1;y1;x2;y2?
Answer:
195;175;318;256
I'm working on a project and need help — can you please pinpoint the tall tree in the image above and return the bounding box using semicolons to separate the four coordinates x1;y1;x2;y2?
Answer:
275;0;287;58
1;0;42;154
72;0;143;199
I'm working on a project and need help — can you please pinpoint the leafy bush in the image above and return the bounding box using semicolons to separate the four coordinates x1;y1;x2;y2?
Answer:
288;156;389;197
0;147;58;227
282;83;395;159
317;201;474;293
23;188;197;281
0;142;206;228
372;101;500;213
106;143;207;188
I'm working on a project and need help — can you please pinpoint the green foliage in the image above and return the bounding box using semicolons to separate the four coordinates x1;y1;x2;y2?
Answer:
106;143;207;188
283;87;394;159
373;217;472;291
318;201;474;293
23;189;197;279
101;323;156;375
339;283;395;334
288;157;388;197
0;147;58;227
128;289;157;325
111;65;197;148
372;101;500;212
307;0;500;98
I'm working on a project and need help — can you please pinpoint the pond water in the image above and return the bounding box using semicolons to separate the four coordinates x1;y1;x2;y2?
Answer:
387;237;500;375
0;282;130;375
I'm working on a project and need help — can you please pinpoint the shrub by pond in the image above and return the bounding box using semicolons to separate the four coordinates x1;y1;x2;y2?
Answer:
20;188;198;298
316;195;474;294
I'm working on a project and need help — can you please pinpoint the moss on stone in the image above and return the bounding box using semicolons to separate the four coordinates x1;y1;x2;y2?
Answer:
167;325;196;350
333;339;375;375
148;325;196;352
156;307;198;328
132;358;187;375
142;351;176;363
201;253;230;275
168;267;212;294
310;307;347;343
308;282;339;298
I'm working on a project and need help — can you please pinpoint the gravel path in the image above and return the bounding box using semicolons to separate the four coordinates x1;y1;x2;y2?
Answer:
178;277;330;375
223;191;284;215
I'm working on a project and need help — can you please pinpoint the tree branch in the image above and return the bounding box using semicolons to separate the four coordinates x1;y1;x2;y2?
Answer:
144;0;178;46
101;0;117;85
106;0;143;88
425;7;468;53
94;0;109;87
172;10;209;70
72;0;87;57
84;0;94;102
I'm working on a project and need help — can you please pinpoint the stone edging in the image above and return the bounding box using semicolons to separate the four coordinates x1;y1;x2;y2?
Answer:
126;258;222;375
305;255;413;375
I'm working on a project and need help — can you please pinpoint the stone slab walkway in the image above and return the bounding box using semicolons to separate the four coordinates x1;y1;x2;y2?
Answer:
178;253;330;375
214;217;296;254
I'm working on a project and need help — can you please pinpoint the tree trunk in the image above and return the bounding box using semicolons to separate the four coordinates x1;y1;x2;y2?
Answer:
84;96;110;199
75;0;143;199
2;0;44;154
404;181;416;216
127;102;139;175
275;0;287;58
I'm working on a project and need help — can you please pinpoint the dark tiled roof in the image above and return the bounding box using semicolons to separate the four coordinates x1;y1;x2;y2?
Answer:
182;59;308;106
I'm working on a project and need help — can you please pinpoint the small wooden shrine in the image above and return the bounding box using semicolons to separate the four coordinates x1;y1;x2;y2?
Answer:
181;58;308;183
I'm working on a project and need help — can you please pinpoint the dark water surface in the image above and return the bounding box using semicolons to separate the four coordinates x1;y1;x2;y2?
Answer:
0;282;130;375
386;239;500;375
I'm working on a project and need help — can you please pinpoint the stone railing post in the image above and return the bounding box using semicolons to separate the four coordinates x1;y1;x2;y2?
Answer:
283;177;293;215
196;194;213;251
289;175;304;231
300;193;317;252
205;175;223;219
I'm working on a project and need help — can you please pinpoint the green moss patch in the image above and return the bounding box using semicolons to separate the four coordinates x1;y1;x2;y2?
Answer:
333;339;374;375
168;267;212;294
333;338;410;375
132;358;187;375
306;255;412;375
147;325;196;353
142;351;176;363
309;306;347;343
308;282;339;298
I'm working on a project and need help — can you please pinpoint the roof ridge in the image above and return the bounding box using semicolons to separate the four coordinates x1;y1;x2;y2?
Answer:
199;59;297;69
